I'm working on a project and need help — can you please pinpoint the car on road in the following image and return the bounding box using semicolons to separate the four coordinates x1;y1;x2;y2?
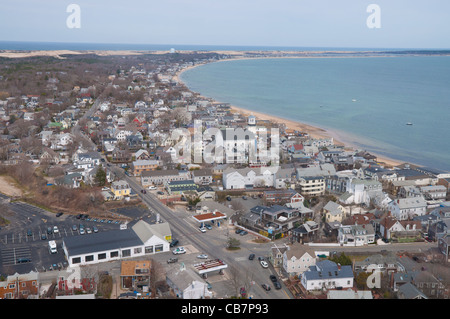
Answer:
226;196;232;201
167;257;178;264
260;260;269;268
235;229;243;234
157;191;164;195
242;196;247;200
261;284;271;291
170;239;179;247
240;230;248;236
93;226;99;233
141;189;147;194
27;229;33;236
274;281;282;290
249;254;255;260
269;275;277;283
53;226;59;234
56;212;63;217
197;254;208;259
148;186;157;190
199;227;206;233
172;247;186;255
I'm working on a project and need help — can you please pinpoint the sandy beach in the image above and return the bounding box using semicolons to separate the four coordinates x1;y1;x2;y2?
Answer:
175;58;405;168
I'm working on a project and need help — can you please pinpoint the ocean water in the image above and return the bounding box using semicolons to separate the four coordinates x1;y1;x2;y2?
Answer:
181;56;450;171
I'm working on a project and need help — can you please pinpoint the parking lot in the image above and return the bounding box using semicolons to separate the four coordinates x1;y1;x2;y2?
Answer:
0;199;136;275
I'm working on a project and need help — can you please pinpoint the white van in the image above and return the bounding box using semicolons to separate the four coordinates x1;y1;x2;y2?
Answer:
48;240;57;254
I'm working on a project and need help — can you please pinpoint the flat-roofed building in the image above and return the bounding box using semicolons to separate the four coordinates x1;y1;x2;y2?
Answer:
63;220;171;267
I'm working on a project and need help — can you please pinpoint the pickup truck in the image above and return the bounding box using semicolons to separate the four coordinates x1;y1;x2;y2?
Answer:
167;257;178;264
172;247;186;255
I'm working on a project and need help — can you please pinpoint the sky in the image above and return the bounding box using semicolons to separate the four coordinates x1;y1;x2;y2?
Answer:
1;0;450;49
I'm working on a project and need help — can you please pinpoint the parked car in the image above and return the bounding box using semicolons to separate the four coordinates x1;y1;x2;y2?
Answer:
242;196;247;200
27;229;33;236
261;284;271;291
56;212;63;217
249;254;255;260
204;223;212;230
274;281;282;290
235;229;243;234
167;257;178;264
197;254;208;259
199;227;206;233
170;239;179;247
240;230;248;236
17;258;31;264
270;275;277;283
47;227;53;235
41;233;47;240
93;226;99;233
148;186;157;190
86;227;92;234
260;260;269;268
173;247;186;255
53;226;59;234
76;214;82;219
226;196;232;201
79;228;85;235
72;225;78;232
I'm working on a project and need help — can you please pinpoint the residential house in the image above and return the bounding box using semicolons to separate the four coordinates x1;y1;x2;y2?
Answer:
300;260;354;291
397;282;428;299
263;189;304;206
353;253;405;274
222;166;278;190
135;149;150;161
323;201;345;223
291;220;320;243
165;180;198;195
191;168;213;185
131;159;159;176
387;197;427;220
141;169;190;186
166;267;212;299
0;271;39;299
111;180;131;200
378;215;421;241
338;224;375;246
282;245;317;277
438;235;450;262
297;176;325;196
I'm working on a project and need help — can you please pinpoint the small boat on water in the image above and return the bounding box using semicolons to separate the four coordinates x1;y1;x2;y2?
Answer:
406;122;413;126
352;99;357;102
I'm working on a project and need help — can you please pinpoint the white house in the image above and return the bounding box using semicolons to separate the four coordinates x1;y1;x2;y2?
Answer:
388;197;427;220
300;260;354;291
338;224;375;246
282;245;317;277
222;166;279;190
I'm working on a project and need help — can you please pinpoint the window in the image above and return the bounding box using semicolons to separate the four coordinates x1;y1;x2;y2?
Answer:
145;246;153;254
155;244;164;252
134;247;142;254
110;251;119;258
122;249;131;257
85;255;94;262
72;257;81;264
98;253;107;260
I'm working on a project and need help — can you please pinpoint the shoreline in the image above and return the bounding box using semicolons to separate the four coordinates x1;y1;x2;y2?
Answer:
175;57;406;168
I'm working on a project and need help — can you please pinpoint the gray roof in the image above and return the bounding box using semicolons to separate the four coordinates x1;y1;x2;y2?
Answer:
303;260;353;281
63;229;143;256
397;282;428;299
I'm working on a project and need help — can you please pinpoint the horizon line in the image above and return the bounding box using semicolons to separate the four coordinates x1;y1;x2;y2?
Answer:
1;40;450;51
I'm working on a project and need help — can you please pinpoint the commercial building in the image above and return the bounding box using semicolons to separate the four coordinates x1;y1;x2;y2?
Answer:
63;221;171;267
